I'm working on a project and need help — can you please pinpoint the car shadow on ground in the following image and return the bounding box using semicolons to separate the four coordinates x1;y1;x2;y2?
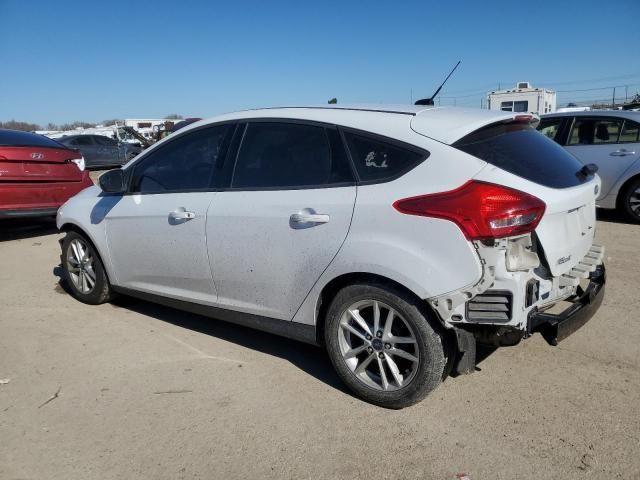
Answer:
0;218;59;242
53;269;498;399
111;295;355;396
596;208;638;226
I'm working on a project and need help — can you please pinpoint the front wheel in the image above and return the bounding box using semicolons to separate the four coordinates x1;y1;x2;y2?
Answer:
325;283;446;409
61;231;113;304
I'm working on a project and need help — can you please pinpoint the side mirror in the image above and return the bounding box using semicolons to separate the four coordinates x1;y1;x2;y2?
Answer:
99;169;127;194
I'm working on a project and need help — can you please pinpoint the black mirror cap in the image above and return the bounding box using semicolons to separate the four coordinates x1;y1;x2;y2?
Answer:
99;169;127;194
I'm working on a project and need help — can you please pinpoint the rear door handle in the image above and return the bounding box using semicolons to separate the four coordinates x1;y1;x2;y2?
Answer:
290;213;330;224
169;209;195;221
610;149;636;156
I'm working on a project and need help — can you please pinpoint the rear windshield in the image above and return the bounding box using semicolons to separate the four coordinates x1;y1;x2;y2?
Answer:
0;129;66;148
453;123;589;188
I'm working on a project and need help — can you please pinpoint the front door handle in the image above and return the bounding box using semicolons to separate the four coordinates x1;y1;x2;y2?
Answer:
169;209;195;222
610;149;636;156
290;213;330;224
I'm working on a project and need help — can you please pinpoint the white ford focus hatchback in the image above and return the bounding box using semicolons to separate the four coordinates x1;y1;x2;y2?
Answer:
57;105;606;408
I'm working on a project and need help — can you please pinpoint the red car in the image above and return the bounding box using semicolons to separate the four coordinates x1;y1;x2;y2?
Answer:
0;129;93;218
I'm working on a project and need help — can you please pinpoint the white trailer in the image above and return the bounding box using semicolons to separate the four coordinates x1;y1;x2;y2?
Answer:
487;82;556;115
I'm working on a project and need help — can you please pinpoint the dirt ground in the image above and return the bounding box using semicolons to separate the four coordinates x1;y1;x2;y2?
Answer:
1;211;639;480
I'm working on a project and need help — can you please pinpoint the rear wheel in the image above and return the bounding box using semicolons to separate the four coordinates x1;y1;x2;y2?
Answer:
61;231;113;304
325;283;445;409
621;177;640;222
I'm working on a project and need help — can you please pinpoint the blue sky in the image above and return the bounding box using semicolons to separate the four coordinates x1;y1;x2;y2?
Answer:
1;0;639;125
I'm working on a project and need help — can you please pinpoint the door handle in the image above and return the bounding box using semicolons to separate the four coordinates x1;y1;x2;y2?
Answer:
290;213;330;224
169;209;195;221
610;149;636;156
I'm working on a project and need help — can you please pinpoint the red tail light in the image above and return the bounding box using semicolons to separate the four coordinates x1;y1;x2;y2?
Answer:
393;180;546;240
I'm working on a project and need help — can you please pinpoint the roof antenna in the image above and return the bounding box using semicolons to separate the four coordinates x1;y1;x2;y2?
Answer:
414;61;461;106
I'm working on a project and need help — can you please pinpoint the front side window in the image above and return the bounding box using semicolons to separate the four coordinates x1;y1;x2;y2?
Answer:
232;122;353;189
343;132;426;182
568;117;623;145
130;125;231;193
537;118;563;143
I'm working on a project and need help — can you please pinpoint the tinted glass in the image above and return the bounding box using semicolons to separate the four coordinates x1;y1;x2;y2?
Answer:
537;118;563;143
344;132;426;182
94;136;117;146
0;129;66;148
568;117;622;145
130;125;231;193
72;136;94;146
620;120;640;143
454;123;588;188
232;123;352;189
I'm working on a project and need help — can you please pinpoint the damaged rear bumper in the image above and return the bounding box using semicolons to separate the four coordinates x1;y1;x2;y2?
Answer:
527;264;606;345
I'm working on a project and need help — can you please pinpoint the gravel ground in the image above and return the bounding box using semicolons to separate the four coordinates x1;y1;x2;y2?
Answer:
0;211;639;480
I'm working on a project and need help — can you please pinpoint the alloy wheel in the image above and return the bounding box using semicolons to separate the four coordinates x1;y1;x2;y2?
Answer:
66;238;96;294
337;300;419;391
628;186;640;218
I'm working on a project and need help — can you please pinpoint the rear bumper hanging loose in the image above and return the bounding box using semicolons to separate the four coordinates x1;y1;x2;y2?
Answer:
527;264;606;345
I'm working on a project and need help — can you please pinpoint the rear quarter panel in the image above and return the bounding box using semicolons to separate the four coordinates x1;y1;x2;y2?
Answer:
292;137;486;326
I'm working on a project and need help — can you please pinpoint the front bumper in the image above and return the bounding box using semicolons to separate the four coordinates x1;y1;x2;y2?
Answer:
528;264;606;345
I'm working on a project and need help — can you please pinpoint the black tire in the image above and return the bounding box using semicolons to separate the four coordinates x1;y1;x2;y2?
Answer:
325;282;446;409
620;177;640;223
61;231;113;305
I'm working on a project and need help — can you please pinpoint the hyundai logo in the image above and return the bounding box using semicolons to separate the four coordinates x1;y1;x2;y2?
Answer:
31;152;44;159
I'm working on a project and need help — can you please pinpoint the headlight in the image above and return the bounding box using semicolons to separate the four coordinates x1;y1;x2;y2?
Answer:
71;157;86;171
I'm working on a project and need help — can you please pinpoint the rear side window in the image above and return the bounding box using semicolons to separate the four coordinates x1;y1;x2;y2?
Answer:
343;132;426;182
454;123;588;189
0;129;66;148
620;120;640;143
568;117;623;145
71;136;94;146
232;122;353;189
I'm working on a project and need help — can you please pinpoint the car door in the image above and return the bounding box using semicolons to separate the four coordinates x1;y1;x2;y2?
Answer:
206;121;356;320
104;124;234;304
93;135;122;165
564;116;638;198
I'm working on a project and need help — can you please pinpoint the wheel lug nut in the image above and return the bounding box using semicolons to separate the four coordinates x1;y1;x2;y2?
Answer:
378;352;384;359
385;343;391;349
376;331;382;338
366;334;372;341
367;347;373;354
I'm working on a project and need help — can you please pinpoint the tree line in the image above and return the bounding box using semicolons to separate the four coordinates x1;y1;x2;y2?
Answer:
0;114;184;132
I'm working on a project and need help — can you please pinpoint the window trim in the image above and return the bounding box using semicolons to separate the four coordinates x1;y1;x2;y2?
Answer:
124;122;236;195
227;119;357;192
339;126;430;185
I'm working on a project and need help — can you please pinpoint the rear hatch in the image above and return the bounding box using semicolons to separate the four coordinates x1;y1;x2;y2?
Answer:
451;118;598;276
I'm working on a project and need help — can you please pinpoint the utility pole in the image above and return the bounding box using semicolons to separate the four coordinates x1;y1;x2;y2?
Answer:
625;85;628;102
612;87;616;107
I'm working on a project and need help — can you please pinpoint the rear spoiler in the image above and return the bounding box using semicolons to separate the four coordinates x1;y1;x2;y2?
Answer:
410;108;540;145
